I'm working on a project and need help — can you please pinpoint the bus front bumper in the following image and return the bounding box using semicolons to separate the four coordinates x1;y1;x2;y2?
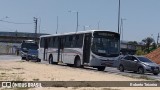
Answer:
90;58;114;67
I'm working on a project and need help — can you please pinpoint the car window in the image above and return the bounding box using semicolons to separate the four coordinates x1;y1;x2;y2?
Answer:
137;57;153;63
123;56;131;60
131;56;137;61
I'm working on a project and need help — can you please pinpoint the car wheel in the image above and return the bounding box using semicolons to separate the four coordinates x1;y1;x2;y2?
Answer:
97;66;105;71
133;71;137;73
153;73;159;75
21;57;26;60
119;65;124;72
138;67;144;74
37;59;41;62
26;57;29;61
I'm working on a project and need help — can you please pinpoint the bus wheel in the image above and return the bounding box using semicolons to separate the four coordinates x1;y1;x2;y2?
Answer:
97;66;105;71
74;56;81;68
49;55;57;64
49;55;53;64
26;57;29;61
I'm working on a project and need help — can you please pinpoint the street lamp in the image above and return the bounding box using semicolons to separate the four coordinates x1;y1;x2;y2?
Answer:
118;0;121;34
56;16;58;34
68;10;79;32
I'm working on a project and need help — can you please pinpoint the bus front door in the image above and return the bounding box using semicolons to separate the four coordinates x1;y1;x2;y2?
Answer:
83;34;91;63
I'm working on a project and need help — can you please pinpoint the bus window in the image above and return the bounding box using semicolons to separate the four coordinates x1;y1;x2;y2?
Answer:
76;34;83;48
40;38;44;48
53;37;58;48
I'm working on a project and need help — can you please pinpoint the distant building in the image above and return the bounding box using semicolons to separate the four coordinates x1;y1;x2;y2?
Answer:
120;40;145;55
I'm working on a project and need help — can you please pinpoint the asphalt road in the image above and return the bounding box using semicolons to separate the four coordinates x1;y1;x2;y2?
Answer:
1;55;160;81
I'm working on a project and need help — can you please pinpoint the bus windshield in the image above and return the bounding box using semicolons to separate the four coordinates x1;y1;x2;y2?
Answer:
91;31;120;57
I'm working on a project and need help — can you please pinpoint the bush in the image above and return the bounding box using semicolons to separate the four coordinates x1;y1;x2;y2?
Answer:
136;49;146;55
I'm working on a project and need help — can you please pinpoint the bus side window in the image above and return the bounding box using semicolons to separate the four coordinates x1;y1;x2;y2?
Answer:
69;36;73;48
44;38;49;49
72;35;76;48
76;34;83;48
53;37;58;48
40;38;44;48
64;36;70;48
48;37;54;48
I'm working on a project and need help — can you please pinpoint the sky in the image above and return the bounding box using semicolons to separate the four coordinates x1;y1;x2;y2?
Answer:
0;0;160;42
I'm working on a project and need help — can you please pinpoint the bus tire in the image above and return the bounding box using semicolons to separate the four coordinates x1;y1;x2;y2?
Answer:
74;56;81;68
21;57;26;60
49;55;57;64
97;66;105;71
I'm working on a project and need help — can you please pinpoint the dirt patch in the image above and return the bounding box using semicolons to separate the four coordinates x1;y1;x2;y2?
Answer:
0;60;159;90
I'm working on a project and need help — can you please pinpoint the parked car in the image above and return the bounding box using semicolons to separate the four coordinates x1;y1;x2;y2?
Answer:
118;55;160;75
26;49;41;62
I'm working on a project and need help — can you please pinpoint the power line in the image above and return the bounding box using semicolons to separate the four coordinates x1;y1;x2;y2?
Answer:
0;20;33;24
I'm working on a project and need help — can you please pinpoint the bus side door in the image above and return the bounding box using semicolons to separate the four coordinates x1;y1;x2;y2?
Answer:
83;33;92;63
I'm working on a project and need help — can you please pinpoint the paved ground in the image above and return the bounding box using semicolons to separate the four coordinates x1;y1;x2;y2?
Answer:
1;55;160;81
0;55;21;60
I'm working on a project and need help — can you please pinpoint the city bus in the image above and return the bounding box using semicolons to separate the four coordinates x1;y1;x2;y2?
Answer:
38;30;120;71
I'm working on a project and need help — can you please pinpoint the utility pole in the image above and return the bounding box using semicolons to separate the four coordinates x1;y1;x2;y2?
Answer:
76;12;79;32
118;0;121;34
56;16;58;34
157;33;159;46
34;17;38;41
15;30;18;43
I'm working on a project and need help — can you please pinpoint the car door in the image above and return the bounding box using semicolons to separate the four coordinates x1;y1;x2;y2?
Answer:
121;56;131;70
129;56;138;71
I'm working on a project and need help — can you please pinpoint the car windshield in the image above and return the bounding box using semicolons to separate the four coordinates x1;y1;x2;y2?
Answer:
21;43;38;50
137;57;153;63
28;50;38;55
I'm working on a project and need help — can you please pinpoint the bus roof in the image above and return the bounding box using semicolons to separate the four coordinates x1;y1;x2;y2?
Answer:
40;30;118;38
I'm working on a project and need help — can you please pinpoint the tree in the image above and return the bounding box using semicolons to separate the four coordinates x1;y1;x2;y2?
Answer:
142;37;154;53
128;41;138;45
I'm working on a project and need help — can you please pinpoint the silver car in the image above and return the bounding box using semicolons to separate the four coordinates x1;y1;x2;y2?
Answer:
118;55;160;75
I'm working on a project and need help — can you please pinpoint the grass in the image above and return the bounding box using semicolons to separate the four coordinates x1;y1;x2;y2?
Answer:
121;74;155;80
11;72;25;75
32;78;39;81
12;67;24;70
1;72;6;75
0;68;12;71
139;75;154;80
